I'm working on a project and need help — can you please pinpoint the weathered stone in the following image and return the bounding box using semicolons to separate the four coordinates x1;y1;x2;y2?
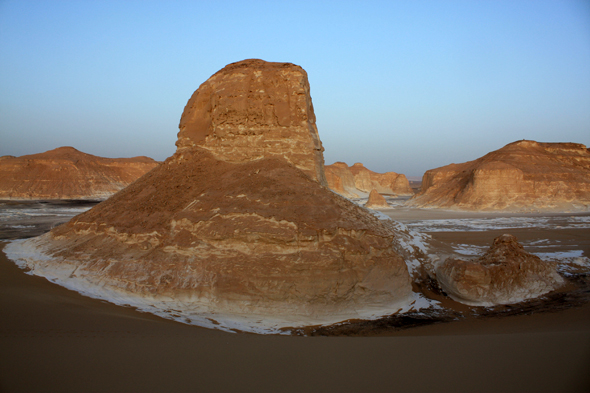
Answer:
325;162;412;198
177;59;327;186
0;147;158;200
409;140;590;211
7;60;413;331
436;234;564;306
365;189;389;209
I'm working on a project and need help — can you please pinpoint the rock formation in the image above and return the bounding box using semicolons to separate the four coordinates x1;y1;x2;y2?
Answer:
325;162;413;198
365;189;389;209
0;147;158;200
436;234;564;306
409;140;590;211
6;59;414;332
177;59;327;186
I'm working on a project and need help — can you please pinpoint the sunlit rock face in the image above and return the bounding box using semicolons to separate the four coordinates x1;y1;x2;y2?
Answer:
0;147;158;200
9;59;413;330
325;162;413;198
436;234;564;306
177;59;327;186
409;140;590;211
365;189;389;209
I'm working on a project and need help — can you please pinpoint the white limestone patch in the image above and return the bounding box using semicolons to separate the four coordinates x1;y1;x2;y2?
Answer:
4;237;421;335
404;216;590;232
452;244;486;256
368;209;433;278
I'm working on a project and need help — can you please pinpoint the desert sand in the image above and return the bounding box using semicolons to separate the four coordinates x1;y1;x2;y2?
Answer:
2;204;590;392
2;225;589;393
2;58;589;391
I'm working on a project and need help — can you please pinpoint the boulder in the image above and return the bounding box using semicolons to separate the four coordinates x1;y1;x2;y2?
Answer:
436;234;564;306
409;140;590;211
6;59;413;332
0;147;158;200
365;189;389;209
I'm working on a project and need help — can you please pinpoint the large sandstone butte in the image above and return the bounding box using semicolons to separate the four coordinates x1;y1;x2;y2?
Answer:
0;147;158;200
436;234;563;306
7;59;413;332
409;140;590;211
177;59;327;186
325;162;413;198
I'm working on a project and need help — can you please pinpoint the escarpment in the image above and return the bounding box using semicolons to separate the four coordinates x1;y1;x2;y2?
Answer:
325;162;412;198
0;147;158;200
409;140;590;211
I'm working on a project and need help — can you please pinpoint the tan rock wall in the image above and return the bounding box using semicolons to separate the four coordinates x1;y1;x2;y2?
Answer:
0;147;158;200
409;140;590;211
177;59;327;186
325;162;412;198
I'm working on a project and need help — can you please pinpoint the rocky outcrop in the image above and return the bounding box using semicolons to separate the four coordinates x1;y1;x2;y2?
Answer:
365;189;389;209
325;162;413;198
6;59;414;332
177;59;327;186
436;234;564;306
409;140;590;211
0;147;158;200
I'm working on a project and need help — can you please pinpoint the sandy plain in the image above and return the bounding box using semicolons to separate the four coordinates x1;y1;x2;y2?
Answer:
1;202;589;392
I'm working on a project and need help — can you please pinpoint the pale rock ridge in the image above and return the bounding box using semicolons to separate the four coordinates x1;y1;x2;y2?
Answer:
325;162;413;198
436;234;564;306
409;140;590;211
177;59;327;186
7;60;414;331
365;189;389;209
0;147;158;200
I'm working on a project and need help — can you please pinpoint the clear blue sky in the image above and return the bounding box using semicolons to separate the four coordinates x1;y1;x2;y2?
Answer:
1;0;589;177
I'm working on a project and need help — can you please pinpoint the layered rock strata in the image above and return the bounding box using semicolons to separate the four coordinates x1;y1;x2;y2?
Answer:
6;59;414;332
436;234;563;306
325;162;412;198
0;147;158;200
409;140;590;211
177;59;327;186
365;189;390;209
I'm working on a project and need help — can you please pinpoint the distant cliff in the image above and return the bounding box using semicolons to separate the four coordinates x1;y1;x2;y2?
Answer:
325;162;413;198
0;146;159;200
408;140;590;211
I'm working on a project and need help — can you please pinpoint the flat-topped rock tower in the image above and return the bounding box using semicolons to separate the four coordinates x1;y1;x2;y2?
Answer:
7;59;414;332
177;59;327;186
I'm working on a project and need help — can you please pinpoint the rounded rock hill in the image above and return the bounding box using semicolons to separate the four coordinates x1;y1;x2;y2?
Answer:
409;140;590;211
0;147;158;200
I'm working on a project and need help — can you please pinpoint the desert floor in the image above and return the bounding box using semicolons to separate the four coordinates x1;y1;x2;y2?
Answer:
1;203;589;392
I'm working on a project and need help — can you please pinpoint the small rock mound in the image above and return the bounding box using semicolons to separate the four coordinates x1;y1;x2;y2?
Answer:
436;234;564;306
365;189;389;209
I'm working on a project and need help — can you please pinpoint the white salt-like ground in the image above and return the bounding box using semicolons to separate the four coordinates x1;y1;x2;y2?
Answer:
3;200;589;333
4;236;439;334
